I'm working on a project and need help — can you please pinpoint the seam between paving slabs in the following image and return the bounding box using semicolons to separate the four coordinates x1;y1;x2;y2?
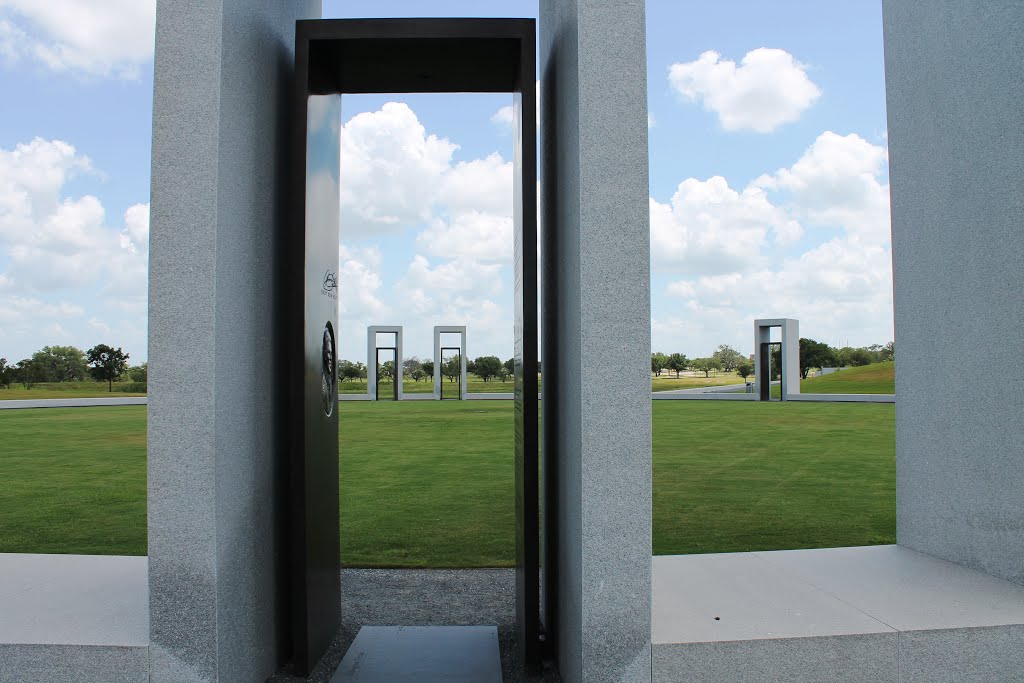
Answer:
749;551;901;633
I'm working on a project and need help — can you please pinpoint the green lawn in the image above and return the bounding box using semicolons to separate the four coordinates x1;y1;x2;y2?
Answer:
0;400;895;564
344;375;520;396
0;407;147;555
799;361;895;394
653;401;894;554
0;381;146;400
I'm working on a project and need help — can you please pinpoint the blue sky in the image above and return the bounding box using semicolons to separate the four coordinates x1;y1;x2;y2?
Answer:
0;1;893;365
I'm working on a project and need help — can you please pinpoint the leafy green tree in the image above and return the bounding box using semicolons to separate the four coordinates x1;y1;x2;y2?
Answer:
403;357;422;379
879;341;895;362
799;338;837;379
422;360;434;380
16;357;46;389
712;344;743;372
411;368;425;382
338;360;354;382
690;357;722;378
86;344;130;392
651;352;669;377
31;345;87;382
835;346;873;367
737;361;754;381
338;360;365;383
474;356;503;382
667;353;688;378
128;363;148;383
442;354;461;382
378;360;396;381
0;358;10;389
504;358;515;375
466;358;477;375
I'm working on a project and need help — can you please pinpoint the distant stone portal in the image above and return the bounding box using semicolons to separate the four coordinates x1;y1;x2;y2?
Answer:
433;326;467;401
366;326;403;401
753;319;800;401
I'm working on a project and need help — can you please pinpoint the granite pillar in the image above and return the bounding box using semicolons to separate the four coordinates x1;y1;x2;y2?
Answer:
540;0;653;680
148;1;321;681
885;0;1024;585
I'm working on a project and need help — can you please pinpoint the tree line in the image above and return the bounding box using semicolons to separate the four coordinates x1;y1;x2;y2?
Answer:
652;340;895;381
0;345;144;392
650;345;753;380
337;355;519;384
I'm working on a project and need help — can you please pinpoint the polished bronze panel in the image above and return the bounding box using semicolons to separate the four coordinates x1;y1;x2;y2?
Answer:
287;87;342;674
511;23;540;673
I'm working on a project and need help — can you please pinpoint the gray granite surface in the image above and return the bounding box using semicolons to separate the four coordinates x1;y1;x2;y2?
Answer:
540;0;653;680
885;0;1024;585
148;1;321;681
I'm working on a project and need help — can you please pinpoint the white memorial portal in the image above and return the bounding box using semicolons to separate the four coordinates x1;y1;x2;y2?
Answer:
753;318;800;401
366;325;403;401
433;325;468;400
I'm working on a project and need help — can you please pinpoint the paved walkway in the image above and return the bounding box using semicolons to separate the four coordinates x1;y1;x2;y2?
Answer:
652;545;1024;681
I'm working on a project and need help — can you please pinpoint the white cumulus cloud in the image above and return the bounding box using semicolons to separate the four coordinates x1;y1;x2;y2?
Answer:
650;176;801;276
438;153;512;217
491;105;514;128
338;243;387;321
330;101;522;360
669;48;821;133
340;102;457;239
417;211;513;265
755;131;891;244
393;254;511;361
0;0;155;79
0;138;149;360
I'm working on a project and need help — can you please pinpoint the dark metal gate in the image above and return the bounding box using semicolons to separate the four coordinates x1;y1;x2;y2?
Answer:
759;342;782;401
440;347;462;400
289;18;539;675
375;347;398;401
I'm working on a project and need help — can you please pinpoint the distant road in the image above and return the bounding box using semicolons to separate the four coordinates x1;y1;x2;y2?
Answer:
0;397;148;410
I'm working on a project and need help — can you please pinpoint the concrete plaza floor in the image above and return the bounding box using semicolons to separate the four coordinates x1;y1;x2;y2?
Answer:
4;547;1023;681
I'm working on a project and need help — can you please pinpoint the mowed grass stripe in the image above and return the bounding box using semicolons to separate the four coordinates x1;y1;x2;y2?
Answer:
0;407;147;556
799;361;895;394
340;401;514;567
0;401;895;565
653;401;895;555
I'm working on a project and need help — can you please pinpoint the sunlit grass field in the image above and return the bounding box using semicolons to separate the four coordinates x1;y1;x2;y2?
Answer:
0;400;894;565
343;376;519;395
799;361;895;394
0;381;146;399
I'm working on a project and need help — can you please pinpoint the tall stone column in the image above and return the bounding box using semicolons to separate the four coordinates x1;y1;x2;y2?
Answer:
540;1;653;681
148;1;321;681
885;0;1024;585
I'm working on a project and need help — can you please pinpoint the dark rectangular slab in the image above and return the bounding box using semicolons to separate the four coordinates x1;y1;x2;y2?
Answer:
331;626;501;683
